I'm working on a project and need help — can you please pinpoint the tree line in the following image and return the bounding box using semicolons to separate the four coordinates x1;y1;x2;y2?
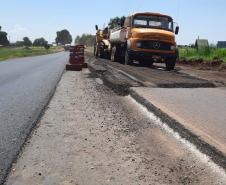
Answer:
0;16;124;47
0;26;10;46
0;26;72;48
11;37;49;48
75;34;95;46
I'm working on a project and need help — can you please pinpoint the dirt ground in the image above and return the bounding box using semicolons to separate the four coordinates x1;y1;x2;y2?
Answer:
86;50;226;87
177;64;226;86
6;69;226;185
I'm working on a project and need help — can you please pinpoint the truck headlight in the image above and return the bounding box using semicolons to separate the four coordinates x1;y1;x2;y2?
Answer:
170;45;176;50
136;42;142;48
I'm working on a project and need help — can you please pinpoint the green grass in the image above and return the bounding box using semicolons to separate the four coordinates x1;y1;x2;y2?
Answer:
179;47;226;63
0;46;64;61
85;46;93;54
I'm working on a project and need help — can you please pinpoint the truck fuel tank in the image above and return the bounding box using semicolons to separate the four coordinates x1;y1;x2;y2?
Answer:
110;28;127;43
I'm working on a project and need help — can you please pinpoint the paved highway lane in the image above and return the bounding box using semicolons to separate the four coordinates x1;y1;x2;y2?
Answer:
0;52;68;184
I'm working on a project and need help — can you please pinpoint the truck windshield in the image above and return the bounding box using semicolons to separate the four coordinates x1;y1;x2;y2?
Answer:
133;15;173;31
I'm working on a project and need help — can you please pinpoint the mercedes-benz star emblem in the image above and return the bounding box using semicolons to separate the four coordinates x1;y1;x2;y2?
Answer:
153;42;161;49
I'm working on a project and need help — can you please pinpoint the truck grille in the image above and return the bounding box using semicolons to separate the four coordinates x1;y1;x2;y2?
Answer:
138;41;172;51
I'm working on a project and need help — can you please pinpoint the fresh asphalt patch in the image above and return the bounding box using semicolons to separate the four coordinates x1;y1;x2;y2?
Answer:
88;59;141;96
87;56;226;171
0;53;68;185
88;56;216;89
88;56;215;95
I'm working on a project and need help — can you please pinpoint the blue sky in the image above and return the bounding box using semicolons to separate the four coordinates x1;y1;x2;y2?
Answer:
1;0;226;44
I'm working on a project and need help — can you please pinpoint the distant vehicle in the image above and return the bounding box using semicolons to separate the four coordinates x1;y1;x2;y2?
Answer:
95;12;179;70
64;44;71;51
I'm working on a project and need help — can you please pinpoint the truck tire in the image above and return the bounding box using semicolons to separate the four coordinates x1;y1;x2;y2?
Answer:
140;61;153;67
165;60;176;71
94;45;97;57
111;46;120;62
94;46;100;58
124;49;132;65
99;49;104;58
104;52;111;60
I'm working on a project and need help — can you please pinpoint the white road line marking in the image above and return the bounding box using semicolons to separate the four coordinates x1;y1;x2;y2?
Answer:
127;95;226;178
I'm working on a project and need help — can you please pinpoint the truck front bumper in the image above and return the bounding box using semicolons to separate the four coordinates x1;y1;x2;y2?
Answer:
128;50;177;62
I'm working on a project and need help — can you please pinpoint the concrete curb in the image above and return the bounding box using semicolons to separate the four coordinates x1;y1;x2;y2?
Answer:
129;88;226;171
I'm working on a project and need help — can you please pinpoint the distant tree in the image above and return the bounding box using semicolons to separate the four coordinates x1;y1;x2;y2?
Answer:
23;37;32;48
44;43;50;50
33;38;48;47
74;34;95;46
0;26;10;46
108;16;126;29
55;29;72;45
75;35;80;44
15;41;24;47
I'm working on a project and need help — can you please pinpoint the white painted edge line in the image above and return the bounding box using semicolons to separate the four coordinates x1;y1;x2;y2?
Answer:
127;95;226;178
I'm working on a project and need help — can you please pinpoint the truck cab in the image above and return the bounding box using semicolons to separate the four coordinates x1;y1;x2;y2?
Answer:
110;12;179;70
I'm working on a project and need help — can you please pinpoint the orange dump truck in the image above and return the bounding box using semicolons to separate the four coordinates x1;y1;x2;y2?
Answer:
94;26;111;58
96;12;179;70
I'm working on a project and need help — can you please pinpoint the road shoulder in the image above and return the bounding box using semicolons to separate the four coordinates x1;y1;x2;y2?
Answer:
6;69;226;185
87;55;226;171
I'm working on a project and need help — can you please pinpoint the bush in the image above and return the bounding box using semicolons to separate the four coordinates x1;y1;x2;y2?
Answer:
44;44;50;50
75;34;95;46
33;38;48;47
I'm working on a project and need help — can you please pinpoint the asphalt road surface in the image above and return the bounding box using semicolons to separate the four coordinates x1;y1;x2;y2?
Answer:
0;52;68;184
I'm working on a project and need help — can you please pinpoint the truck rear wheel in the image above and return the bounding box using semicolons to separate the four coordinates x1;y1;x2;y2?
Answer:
94;46;100;58
99;49;105;58
124;49;132;65
94;45;97;57
111;46;120;62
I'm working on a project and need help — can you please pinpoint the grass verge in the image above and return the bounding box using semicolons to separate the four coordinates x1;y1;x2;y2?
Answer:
0;46;64;61
179;48;226;63
85;46;93;55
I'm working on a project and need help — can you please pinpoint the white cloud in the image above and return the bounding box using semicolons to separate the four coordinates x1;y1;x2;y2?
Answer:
8;24;31;42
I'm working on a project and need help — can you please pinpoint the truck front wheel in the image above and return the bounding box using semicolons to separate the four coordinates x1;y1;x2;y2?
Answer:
165;60;176;71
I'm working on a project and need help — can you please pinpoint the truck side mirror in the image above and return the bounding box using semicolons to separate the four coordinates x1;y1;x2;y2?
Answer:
95;25;98;30
175;26;179;35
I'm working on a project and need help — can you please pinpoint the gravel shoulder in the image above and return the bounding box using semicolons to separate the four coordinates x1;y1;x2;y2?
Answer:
6;69;226;185
87;55;226;170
